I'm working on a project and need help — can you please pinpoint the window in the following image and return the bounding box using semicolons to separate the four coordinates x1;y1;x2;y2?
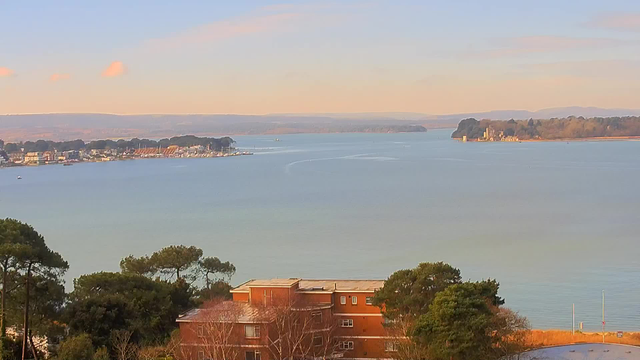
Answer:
246;351;261;360
311;311;322;324
198;351;205;360
351;296;357;305
197;325;204;337
245;325;260;338
385;341;399;352
340;296;346;305
341;319;353;328
339;341;354;350
313;334;323;346
365;296;373;305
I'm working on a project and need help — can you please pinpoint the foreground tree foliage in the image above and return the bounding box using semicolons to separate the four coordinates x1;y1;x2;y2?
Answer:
373;262;461;320
413;282;526;360
120;246;236;296
120;245;203;281
67;245;234;356
0;219;68;360
65;272;192;347
2;220;530;360
0;220;236;360
57;333;94;360
452;116;640;140
375;262;529;360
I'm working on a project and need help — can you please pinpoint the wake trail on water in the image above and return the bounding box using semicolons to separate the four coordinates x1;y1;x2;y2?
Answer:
285;153;397;174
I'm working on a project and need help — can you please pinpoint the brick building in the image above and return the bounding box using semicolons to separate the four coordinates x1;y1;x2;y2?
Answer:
177;278;396;360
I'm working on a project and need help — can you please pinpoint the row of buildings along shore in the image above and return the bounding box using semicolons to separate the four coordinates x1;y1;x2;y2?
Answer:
461;127;520;142
178;278;398;360
0;145;252;167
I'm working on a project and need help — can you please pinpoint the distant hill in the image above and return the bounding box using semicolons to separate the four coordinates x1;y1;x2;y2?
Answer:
1;107;639;141
429;107;640;122
0;114;427;142
276;107;640;121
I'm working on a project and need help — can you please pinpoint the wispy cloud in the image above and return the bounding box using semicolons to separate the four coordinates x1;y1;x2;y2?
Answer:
102;61;125;77
146;12;301;51
0;67;14;77
50;73;71;82
526;60;640;79
587;13;640;32
477;36;629;58
143;2;369;52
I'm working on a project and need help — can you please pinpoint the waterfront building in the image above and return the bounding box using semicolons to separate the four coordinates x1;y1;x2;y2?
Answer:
42;150;57;162
0;150;8;164
178;278;394;360
24;152;44;165
9;152;24;163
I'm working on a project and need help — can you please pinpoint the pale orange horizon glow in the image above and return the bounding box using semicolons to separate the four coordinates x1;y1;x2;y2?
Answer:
50;73;71;82
2;3;640;115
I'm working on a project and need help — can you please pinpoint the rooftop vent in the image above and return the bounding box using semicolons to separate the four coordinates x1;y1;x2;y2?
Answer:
311;286;324;291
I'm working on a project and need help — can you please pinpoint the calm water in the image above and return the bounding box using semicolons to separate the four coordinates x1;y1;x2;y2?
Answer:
1;129;640;331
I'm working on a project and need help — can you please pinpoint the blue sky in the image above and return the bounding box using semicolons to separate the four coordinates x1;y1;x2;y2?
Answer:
1;0;640;114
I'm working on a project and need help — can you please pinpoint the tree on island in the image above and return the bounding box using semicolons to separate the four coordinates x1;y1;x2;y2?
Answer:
2;135;236;154
452;115;640;140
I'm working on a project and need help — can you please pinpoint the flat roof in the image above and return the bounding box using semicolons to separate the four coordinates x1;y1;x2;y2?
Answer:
178;301;274;323
231;279;384;293
231;278;301;292
299;280;384;292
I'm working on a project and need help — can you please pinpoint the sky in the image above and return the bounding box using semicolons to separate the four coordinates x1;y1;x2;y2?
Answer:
1;0;640;115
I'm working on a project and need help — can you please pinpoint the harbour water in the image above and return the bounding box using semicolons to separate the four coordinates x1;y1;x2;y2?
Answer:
1;129;639;331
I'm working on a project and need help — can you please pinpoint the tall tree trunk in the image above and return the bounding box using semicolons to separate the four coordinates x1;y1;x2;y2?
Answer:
1;261;7;360
1;259;8;338
28;331;39;360
21;262;32;360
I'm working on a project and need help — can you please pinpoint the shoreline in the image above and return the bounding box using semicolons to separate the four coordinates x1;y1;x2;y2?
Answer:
0;151;253;170
527;329;640;348
456;136;640;143
522;136;640;142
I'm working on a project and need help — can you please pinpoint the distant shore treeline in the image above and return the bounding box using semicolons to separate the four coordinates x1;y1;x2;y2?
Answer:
451;116;640;140
0;135;235;153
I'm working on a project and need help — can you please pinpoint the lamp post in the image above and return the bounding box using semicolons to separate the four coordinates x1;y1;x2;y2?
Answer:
602;290;605;344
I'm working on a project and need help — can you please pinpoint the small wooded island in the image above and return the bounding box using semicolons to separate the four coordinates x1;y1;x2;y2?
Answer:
452;116;640;141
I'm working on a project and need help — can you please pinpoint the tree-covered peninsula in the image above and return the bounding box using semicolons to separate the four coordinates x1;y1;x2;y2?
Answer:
451;116;640;141
2;135;235;154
